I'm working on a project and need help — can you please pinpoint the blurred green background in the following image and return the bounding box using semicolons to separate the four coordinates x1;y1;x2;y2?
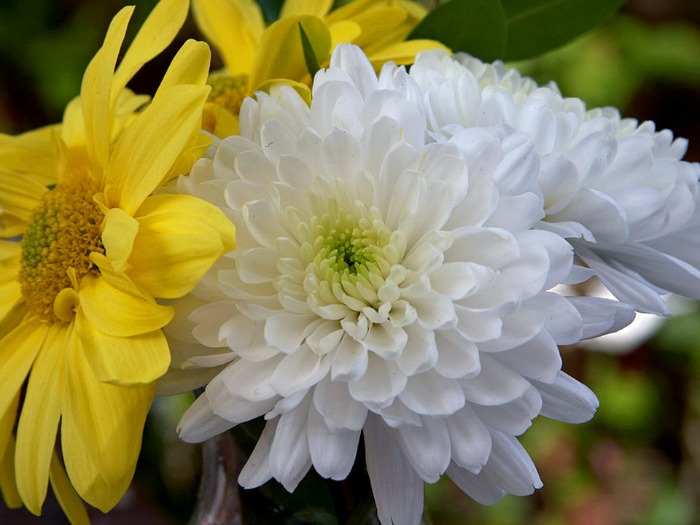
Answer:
1;0;699;523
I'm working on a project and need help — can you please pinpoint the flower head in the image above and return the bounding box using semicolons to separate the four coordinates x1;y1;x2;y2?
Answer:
409;50;700;315
169;45;632;524
192;0;447;136
0;0;235;517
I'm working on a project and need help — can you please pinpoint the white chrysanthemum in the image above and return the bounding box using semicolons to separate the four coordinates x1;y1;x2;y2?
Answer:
170;45;633;525
410;50;700;315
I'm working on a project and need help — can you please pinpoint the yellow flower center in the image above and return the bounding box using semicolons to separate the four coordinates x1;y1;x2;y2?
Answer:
19;181;105;322
208;73;248;117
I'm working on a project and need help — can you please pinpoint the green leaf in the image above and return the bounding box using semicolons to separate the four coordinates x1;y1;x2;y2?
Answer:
409;0;628;61
256;0;285;24
502;0;628;60
409;0;507;62
299;22;321;78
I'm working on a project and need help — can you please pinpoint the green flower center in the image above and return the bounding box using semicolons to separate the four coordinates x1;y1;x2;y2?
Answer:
283;200;407;317
319;220;388;275
19;182;105;321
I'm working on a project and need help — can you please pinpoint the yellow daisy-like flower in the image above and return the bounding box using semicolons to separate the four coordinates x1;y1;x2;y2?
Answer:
0;0;235;520
193;0;447;135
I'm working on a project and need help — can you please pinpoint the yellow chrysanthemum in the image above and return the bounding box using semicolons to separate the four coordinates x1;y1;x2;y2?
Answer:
193;0;447;136
0;0;235;520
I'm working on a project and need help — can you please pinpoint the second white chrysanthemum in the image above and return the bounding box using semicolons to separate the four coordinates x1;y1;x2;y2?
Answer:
409;50;700;315
169;45;633;525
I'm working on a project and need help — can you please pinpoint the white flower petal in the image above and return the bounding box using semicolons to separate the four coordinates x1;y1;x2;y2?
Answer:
399;370;465;417
330;334;369;381
364;415;424;525
264;313;322;354
461;355;531;406
446;404;492;473
238;419;277;488
364;323;408;359
395;418;451;483
376;398;423;428
396;324;438;376
243;199;287;249
446;462;506;505
270;345;330;396
567;296;636;340
574;242;671;315
269;396;313;491
481;431;542;496
207;373;278;424
349;355;407;409
494;331;562;383
307;406;360;480
471;386;542;435
220;357;281;402
454;305;503;343
532;372;599;424
435;332;481;379
177;394;233;443
313;376;367;431
549;188;628;244
237;247;279;284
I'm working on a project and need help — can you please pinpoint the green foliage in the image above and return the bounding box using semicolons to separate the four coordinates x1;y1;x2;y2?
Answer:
299;23;322;77
513;14;700;109
410;0;627;61
256;0;285;24
592;362;660;438
410;0;507;62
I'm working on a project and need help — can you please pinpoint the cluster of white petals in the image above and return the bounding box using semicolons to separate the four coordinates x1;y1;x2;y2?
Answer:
168;45;640;524
409;51;700;315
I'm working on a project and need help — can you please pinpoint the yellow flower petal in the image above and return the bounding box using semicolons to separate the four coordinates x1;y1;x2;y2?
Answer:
62;332;154;511
166;132;214;184
64;90;149;154
0;280;21;325
0;240;20;266
324;0;391;23
155;40;213;182
79;274;174;337
345;6;409;49
368;39;450;67
105;84;210;215
0;243;21;320
15;323;66;515
203;102;240;137
249;15;331;90
193;0;264;76
0;318;48;423
280;0;332;18
88;252;147;298
75;311;170;386
49;455;90;525
0;392;18;465
129;193;236;298
0;432;21;509
0;215;26;239
61;97;86;150
254;78;312;106
329;20;362;49
81;6;134;177
0;126;59;187
112;0;189;99
0;169;48;224
0;299;26;344
102;207;139;273
157;39;211;93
